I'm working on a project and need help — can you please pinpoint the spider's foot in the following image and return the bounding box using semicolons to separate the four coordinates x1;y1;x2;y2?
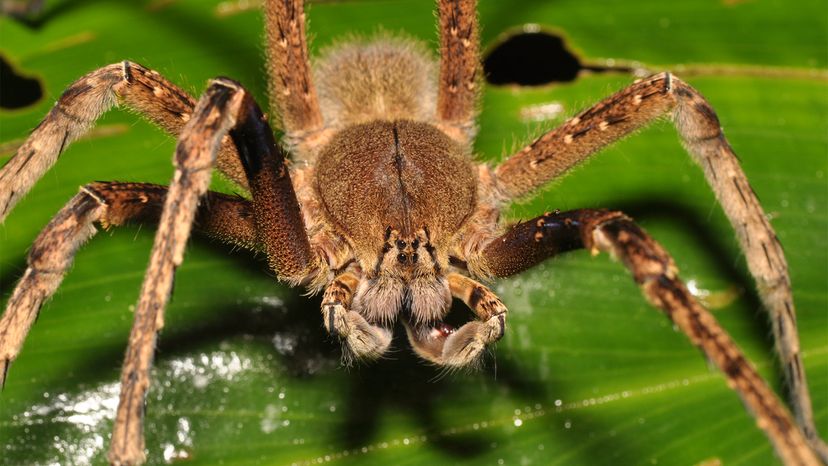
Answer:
323;302;392;363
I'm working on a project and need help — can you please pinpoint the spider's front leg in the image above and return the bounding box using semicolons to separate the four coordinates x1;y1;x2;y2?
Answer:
108;79;247;465
478;209;819;466
107;80;323;464
493;73;826;460
1;77;322;465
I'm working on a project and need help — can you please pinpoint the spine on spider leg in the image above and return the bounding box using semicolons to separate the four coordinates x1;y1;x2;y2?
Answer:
0;190;105;388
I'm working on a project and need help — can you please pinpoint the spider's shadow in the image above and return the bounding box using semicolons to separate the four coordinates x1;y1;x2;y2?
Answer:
156;239;639;460
0;233;641;464
146;248;639;462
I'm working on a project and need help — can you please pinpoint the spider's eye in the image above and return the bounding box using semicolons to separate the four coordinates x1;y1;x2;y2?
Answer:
395;240;406;249
397;253;407;263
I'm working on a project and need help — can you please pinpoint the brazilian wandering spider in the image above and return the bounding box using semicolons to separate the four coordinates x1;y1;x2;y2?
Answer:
4;0;824;464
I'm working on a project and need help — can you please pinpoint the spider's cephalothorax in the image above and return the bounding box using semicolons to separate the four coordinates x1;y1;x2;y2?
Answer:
313;117;488;364
0;1;825;465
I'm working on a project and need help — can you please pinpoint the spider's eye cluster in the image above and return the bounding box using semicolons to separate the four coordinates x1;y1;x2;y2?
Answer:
392;236;421;266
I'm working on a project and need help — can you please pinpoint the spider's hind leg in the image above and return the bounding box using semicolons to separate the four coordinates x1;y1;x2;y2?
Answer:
435;0;481;145
492;73;826;460
263;0;327;156
478;209;820;465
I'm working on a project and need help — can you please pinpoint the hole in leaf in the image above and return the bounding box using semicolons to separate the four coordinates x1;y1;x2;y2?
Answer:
484;28;631;86
485;30;581;85
1;56;43;110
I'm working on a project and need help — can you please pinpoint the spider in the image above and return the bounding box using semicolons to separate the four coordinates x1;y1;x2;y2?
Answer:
0;0;825;464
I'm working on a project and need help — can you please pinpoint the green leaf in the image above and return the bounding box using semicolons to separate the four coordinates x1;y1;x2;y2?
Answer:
1;1;825;465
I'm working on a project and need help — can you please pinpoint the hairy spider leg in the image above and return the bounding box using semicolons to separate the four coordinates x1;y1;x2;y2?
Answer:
107;79;326;464
0;182;255;387
479;209;820;466
108;79;246;465
491;72;826;460
435;0;481;145
0;61;251;223
263;0;326;156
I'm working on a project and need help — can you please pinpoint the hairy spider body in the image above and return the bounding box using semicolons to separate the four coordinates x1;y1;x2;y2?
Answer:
316;120;474;317
0;1;825;465
296;41;495;363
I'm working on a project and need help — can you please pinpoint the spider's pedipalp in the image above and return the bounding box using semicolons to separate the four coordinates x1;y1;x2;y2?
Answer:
477;209;820;465
0;61;250;225
404;274;507;368
322;273;393;363
491;72;826;459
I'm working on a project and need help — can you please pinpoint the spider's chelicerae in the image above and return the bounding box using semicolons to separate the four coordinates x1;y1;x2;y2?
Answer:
0;1;825;464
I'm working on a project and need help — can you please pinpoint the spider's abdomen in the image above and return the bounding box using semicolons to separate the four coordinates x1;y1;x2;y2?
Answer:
315;120;476;255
